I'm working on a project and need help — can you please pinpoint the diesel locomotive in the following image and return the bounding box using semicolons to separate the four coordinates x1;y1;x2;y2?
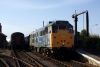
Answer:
26;20;74;57
11;32;25;50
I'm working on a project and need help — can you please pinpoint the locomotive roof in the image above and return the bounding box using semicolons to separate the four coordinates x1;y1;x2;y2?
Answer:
36;22;55;32
32;20;73;33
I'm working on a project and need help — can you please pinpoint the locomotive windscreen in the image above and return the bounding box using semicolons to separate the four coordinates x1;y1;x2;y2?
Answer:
56;21;69;25
52;26;58;33
52;21;73;33
56;21;68;29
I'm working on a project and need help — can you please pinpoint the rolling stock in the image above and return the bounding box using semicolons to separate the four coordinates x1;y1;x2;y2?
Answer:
26;20;75;58
24;35;30;50
11;32;25;50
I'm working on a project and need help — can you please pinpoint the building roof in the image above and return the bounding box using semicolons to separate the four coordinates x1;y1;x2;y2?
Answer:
0;32;7;37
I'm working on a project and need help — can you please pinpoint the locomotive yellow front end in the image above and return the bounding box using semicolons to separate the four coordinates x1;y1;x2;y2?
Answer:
49;20;74;58
51;30;74;48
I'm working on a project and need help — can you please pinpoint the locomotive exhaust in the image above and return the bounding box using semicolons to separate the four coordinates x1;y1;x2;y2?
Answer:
43;21;44;27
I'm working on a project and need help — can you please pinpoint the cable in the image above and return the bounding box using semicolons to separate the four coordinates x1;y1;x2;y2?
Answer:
83;13;84;30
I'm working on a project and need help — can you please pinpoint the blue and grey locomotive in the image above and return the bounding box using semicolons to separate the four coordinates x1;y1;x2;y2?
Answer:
27;20;74;58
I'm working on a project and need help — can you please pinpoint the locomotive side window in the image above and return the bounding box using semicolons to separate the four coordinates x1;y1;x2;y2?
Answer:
48;26;51;33
32;39;34;43
52;26;58;33
33;34;34;38
40;31;42;36
37;32;38;36
45;27;48;34
33;34;35;38
38;32;40;36
34;33;36;37
43;30;45;35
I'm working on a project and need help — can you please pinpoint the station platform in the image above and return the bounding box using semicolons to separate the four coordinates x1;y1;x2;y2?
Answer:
76;49;100;67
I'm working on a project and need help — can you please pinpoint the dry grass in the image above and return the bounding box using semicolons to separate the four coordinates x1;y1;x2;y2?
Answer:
0;49;7;54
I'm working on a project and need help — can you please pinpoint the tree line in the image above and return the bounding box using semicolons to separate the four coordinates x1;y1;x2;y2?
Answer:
78;29;100;49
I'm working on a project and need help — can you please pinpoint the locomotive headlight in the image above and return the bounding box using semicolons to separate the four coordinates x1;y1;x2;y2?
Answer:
51;50;53;53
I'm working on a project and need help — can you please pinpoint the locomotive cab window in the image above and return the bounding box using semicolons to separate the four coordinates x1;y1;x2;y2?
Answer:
68;27;73;33
52;26;58;33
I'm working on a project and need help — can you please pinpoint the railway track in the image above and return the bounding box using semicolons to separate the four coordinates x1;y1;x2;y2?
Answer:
11;49;21;67
11;49;34;67
22;51;65;67
29;51;74;67
0;58;9;67
14;50;43;67
0;57;17;67
31;51;98;67
0;49;98;67
0;52;21;67
0;54;22;67
21;51;44;67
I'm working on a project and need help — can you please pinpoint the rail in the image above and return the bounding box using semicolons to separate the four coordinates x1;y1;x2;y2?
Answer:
0;58;9;67
21;51;44;67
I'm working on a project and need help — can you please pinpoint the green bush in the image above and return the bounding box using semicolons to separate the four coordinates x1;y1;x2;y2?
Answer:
78;34;100;49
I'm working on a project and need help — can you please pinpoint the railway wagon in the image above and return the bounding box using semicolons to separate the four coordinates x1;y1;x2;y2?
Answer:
11;32;25;50
24;35;30;51
30;20;74;58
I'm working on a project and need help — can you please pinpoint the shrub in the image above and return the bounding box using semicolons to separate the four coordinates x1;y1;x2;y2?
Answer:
78;34;100;49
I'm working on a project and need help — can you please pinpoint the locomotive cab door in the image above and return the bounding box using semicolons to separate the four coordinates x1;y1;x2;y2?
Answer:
45;27;48;47
45;26;51;47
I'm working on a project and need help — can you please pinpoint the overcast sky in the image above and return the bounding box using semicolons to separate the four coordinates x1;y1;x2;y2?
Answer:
0;0;100;41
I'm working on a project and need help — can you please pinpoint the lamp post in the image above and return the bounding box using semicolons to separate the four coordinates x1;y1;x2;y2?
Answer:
91;24;98;34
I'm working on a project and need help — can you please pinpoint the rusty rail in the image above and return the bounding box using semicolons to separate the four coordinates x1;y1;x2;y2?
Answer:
32;51;73;67
18;58;34;67
21;51;44;67
0;58;9;67
0;53;34;67
12;49;20;67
